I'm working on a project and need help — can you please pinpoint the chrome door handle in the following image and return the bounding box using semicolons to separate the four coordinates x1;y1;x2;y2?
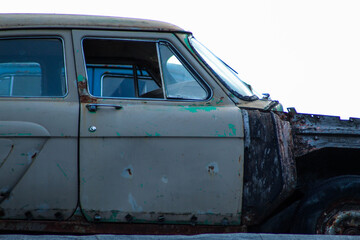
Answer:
86;104;122;112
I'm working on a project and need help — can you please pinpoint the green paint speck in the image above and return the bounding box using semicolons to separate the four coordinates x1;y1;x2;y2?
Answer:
109;211;118;221
145;132;161;137
18;133;32;136
216;130;227;137
228;124;236;136
180;106;217;113
56;163;68;180
216;98;224;105
77;75;85;82
116;132;121;136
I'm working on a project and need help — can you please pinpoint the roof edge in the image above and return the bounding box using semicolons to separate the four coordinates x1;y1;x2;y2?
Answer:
0;13;187;32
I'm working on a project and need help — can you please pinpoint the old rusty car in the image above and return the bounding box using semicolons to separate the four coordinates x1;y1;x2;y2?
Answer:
1;14;360;235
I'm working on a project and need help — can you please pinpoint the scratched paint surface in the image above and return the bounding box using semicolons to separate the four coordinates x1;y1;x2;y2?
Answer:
80;137;243;225
74;29;245;225
80;103;244;138
0;78;79;221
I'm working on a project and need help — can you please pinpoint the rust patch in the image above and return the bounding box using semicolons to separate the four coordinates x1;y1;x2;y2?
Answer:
242;110;296;225
79;94;98;104
317;199;360;235
288;113;360;158
77;79;98;103
207;162;219;176
0;219;247;235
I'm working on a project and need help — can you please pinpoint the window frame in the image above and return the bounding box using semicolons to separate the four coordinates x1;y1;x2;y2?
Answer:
158;41;210;101
0;36;68;98
81;37;212;102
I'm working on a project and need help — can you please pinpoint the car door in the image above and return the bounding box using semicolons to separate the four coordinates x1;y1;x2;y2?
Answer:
73;30;244;225
0;30;79;220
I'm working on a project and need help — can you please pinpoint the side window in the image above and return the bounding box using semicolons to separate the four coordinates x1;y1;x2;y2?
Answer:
159;43;208;100
0;38;66;97
83;39;163;99
82;38;208;100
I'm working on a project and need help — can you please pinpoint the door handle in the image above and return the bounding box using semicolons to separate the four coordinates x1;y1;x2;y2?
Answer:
86;104;122;112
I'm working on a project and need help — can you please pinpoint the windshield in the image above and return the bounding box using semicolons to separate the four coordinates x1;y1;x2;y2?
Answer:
189;37;258;101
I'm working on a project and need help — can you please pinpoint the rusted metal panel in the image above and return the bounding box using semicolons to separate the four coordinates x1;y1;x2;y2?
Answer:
0;219;247;235
284;113;360;158
0;14;185;33
241;110;296;225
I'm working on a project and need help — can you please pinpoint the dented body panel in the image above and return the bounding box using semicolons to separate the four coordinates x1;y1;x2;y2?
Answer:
1;14;360;235
72;30;245;225
241;110;296;225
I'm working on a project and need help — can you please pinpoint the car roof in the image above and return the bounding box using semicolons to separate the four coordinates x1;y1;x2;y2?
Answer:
0;14;187;32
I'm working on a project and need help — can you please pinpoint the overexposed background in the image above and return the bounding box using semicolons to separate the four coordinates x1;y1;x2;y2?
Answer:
2;0;360;118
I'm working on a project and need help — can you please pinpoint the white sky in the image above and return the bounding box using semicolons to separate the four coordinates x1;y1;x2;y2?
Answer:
2;0;360;118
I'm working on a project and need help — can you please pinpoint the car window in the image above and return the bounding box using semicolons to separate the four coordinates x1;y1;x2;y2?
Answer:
82;38;208;100
0;38;66;97
159;43;208;100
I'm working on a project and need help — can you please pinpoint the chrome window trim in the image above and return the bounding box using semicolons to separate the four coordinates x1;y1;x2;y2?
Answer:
158;41;211;101
156;41;167;100
80;36;213;102
0;36;68;98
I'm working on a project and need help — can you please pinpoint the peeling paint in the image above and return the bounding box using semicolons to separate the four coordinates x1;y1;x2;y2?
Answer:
77;74;85;82
206;162;219;176
216;97;224;105
161;176;168;184
27;151;37;165
228;124;236;136
128;193;143;212
179;106;217;113
109;210;119;222
121;165;133;179
145;132;161;137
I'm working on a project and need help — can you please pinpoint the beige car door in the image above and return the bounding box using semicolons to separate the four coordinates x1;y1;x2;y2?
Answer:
0;30;79;220
73;30;244;225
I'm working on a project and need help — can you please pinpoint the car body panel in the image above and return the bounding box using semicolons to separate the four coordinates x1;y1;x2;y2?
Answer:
0;30;79;220
72;30;244;225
